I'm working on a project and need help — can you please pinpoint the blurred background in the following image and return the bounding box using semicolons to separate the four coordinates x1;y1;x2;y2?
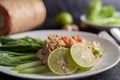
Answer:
0;0;120;35
39;0;120;30
0;0;120;80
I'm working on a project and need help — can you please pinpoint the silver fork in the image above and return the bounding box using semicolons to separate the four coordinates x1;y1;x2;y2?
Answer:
98;31;117;45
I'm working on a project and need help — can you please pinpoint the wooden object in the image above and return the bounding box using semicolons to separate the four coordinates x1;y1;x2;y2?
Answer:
0;0;46;35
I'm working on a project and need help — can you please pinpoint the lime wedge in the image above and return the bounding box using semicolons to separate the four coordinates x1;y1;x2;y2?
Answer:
48;47;77;75
70;43;96;70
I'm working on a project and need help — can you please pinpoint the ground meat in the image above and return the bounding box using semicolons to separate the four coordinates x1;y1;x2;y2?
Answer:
37;47;49;64
37;34;65;64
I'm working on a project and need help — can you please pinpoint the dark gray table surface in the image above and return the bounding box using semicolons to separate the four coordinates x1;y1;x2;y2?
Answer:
1;0;120;80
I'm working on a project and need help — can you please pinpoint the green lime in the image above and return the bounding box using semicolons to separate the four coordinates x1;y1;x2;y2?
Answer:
48;47;77;75
55;12;73;27
70;43;96;70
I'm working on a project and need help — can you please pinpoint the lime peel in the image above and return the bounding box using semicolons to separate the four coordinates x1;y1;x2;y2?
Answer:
70;43;96;70
55;12;73;27
48;47;77;75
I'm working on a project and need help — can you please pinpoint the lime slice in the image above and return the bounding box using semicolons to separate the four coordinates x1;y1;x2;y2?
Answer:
70;43;96;70
48;47;77;75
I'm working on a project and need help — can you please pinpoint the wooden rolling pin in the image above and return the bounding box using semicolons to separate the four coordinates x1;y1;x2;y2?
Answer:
0;0;46;36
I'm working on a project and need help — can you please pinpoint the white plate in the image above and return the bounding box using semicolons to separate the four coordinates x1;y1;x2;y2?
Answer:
0;30;120;80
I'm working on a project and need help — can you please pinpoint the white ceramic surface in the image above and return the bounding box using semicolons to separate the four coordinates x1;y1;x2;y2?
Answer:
0;30;120;80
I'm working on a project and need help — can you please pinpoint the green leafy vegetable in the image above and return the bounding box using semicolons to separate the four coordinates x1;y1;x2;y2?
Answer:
0;36;44;53
0;36;48;75
100;6;115;17
0;51;38;66
0;45;41;53
0;36;15;45
86;0;120;25
12;60;42;71
0;36;43;45
86;0;102;20
19;66;50;74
